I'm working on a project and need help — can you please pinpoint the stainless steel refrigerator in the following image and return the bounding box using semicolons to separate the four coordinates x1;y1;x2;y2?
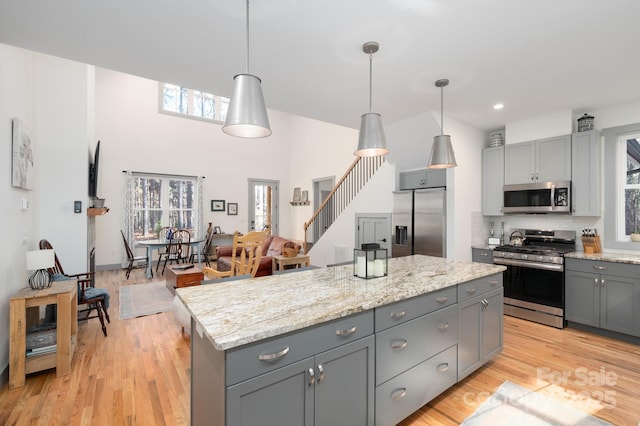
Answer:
392;188;446;257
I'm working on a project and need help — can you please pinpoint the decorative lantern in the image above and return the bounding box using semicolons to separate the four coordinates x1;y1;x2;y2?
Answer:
353;244;388;279
577;113;595;132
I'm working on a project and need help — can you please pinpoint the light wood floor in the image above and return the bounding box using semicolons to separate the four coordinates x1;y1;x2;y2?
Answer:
1;269;639;425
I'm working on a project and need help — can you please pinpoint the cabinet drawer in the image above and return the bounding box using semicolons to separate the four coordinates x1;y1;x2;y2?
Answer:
565;258;640;279
226;311;373;385
472;248;494;264
376;304;457;385
375;345;457;426
458;274;503;303
375;286;456;332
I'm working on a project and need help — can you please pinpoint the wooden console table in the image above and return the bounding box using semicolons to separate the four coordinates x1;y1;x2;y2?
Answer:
272;254;311;272
9;280;78;389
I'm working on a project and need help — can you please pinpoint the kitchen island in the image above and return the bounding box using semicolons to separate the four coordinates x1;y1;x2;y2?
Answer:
177;255;505;426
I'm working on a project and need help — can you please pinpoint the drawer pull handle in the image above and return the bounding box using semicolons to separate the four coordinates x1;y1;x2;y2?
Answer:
391;339;408;350
489;280;498;286
390;310;406;319
467;287;477;295
308;368;315;386
436;296;448;303
594;278;599;287
317;364;325;382
391;388;407;401
258;346;290;361
335;325;357;336
480;252;488;257
593;265;608;271
437;363;449;373
437;321;449;330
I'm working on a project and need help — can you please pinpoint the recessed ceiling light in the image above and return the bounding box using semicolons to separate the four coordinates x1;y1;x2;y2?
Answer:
493;103;504;110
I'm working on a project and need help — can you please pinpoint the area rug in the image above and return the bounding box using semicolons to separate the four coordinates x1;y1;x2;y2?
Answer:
461;381;612;426
119;281;173;319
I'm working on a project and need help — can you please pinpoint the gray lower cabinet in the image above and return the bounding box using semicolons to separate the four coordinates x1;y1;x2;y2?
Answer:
227;336;375;426
458;285;504;380
471;247;493;264
565;259;640;337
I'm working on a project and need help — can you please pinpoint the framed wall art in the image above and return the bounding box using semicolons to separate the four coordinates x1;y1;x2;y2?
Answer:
211;200;225;211
11;118;34;190
227;203;238;215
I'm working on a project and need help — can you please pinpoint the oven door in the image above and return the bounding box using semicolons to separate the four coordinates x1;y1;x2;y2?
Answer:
501;262;564;309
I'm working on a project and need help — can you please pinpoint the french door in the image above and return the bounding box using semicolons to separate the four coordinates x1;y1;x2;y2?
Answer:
248;179;279;235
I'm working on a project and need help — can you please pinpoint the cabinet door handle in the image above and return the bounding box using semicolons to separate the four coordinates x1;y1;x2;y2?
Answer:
436;296;448;303
489;280;498;286
481;299;488;311
391;339;408;350
335;325;357;336
390;310;406;319
601;279;605;287
258;346;290;361
466;287;477;295
593;265;608;271
308;368;315;386
437;363;449;373
437;321;449;330
594;278;599;287
391;388;407;401
317;364;325;383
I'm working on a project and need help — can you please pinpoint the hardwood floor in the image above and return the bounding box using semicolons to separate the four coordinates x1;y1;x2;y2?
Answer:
1;269;639;425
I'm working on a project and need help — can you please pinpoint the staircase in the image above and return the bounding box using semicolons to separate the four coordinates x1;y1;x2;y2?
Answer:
304;155;385;253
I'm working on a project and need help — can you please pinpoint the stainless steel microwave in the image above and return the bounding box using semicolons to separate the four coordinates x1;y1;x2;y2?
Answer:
503;181;571;214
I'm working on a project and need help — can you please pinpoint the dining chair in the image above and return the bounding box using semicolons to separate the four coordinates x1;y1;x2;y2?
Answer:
120;230;150;279
189;228;214;266
38;239;110;336
203;230;268;280
158;229;191;274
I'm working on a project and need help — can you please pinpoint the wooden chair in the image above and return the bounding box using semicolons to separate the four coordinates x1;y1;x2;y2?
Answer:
120;230;150;279
38;239;110;336
189;228;214;266
158;229;191;274
203;230;269;280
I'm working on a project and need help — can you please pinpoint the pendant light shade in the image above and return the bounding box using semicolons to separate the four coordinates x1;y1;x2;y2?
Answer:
222;0;271;138
428;79;457;168
223;74;271;138
355;42;389;157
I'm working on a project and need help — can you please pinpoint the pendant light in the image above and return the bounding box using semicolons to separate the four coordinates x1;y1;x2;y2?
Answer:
427;78;457;168
355;41;389;157
222;0;272;138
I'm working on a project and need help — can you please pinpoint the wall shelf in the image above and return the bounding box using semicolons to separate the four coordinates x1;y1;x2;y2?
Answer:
87;207;109;216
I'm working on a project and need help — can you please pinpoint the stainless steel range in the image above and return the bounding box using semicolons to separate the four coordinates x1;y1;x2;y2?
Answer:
493;229;575;328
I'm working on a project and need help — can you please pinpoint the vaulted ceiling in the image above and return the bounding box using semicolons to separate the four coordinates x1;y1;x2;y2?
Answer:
1;0;639;132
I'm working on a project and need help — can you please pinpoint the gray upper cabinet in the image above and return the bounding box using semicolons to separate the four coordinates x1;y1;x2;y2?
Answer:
482;146;504;216
571;130;601;216
399;168;446;190
504;135;571;184
565;258;640;337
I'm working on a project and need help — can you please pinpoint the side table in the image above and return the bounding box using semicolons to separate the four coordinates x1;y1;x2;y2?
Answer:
9;280;78;389
272;254;311;272
166;264;204;295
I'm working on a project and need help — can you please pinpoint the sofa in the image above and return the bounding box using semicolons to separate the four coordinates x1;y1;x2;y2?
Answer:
215;235;302;277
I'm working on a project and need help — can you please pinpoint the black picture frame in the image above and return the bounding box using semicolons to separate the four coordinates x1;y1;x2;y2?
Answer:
227;202;238;215
213;226;222;234
211;200;225;211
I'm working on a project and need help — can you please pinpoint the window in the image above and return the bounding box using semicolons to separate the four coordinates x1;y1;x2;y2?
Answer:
131;173;200;241
159;83;229;123
603;123;640;249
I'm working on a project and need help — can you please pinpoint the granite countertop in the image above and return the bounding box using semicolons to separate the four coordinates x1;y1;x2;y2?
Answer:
565;251;640;265
177;255;505;351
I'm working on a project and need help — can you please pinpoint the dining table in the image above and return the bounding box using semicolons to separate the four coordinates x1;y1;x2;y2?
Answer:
137;238;203;278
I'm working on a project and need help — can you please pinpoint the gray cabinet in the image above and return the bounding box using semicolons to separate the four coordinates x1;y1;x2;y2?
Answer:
471;248;493;264
482;146;504;216
458;275;503;380
399;168;446;190
565;259;640;337
227;336;375;426
504;135;571;184
571;130;601;216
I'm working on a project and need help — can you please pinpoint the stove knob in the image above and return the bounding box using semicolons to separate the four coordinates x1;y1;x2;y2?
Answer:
509;253;515;258
522;254;528;260
537;255;543;261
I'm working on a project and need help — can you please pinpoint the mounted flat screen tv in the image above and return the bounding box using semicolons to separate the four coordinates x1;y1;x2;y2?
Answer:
88;140;100;198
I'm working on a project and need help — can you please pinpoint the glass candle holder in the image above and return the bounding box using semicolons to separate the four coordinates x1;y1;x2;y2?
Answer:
353;247;387;279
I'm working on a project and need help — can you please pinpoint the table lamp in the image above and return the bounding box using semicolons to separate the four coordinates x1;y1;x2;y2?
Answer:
26;249;55;290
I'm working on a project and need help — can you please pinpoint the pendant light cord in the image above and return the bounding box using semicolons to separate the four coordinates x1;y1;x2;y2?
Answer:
245;0;250;74
368;53;373;112
440;85;444;134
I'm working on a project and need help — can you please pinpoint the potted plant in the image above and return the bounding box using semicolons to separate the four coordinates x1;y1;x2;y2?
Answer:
631;230;640;242
154;221;163;239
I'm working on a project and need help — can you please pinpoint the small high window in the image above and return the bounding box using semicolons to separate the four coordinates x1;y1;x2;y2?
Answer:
159;83;229;123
